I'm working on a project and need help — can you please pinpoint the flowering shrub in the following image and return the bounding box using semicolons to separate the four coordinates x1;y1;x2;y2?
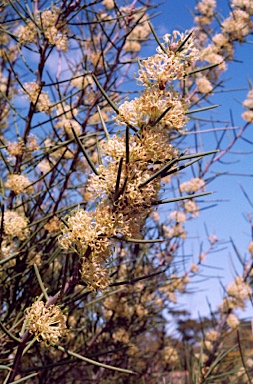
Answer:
0;1;253;383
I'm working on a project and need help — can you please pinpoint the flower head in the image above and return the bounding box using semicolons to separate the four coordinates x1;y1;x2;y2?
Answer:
5;174;33;195
2;210;30;240
25;301;67;346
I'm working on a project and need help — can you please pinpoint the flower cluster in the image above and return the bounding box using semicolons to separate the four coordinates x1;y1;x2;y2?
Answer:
179;177;205;194
23;82;51;113
17;8;68;51
196;0;253;77
24;301;67;346
5;174;33;195
138;30;199;88
121;8;150;53
194;0;216;26
59;30;198;290
242;89;253;123
219;275;251;312
1;210;30;241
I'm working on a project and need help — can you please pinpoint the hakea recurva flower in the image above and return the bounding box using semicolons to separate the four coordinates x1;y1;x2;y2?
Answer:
195;0;253;77
242;89;253;123
25;301;67;346
17;8;68;51
179;177;205;194
194;0;216;26
115;88;189;130
5;174;33;195
2;210;30;240
137;31;199;88
23;82;51;113
219;275;251;311
59;29;198;290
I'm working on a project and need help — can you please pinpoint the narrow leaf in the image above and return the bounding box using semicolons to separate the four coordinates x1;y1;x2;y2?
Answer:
92;74;119;114
153;191;213;205
186;105;219;115
56;345;136;375
71;127;99;175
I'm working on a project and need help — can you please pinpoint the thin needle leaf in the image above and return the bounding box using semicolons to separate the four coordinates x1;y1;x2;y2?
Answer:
92;74;119;114
148;21;167;55
56;345;136;375
186;104;219;115
71;128;99;175
153;191;213;205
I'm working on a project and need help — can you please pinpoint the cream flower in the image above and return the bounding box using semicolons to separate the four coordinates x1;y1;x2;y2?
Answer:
196;76;213;94
179;177;205;193
5;174;33;194
24;82;51;113
222;10;253;42
226;313;240;329
2;210;30;240
115;88;188;130
25;301;67;346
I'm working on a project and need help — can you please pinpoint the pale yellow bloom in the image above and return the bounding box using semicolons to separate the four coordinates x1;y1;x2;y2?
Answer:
7;140;25;156
123;40;141;52
112;328;130;343
243;90;253;109
184;200;199;216
80;255;111;291
242;110;253;123
205;330;219;341
226;313;240;328
164;346;179;364
24;82;51;113
17;8;68;51
196;76;213;93
195;0;216;25
102;0;115;10
190;264;199;273
179;177;205;193
232;0;253;15
169;211;187;223
25;301;67;346
226;275;251;303
222;10;253;42
2;210;30;240
44;217;61;233
116;88;188;131
5;174;33;194
248;241;253;255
